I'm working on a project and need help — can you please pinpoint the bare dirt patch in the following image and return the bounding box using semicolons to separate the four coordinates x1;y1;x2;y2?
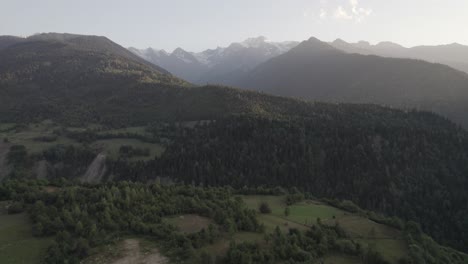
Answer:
84;239;168;264
112;239;168;264
81;153;107;184
43;186;60;193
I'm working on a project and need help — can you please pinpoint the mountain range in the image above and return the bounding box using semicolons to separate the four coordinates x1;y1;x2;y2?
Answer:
131;36;468;85
129;36;298;85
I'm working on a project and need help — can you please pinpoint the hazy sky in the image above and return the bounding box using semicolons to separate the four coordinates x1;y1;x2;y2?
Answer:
1;0;467;52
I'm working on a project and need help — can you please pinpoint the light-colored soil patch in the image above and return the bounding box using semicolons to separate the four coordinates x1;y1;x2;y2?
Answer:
84;239;168;264
166;214;212;233
112;239;168;264
43;186;60;193
81;153;107;184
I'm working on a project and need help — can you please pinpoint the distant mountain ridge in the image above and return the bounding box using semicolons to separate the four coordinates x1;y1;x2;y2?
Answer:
129;36;299;84
0;33;171;74
236;37;468;127
330;38;468;74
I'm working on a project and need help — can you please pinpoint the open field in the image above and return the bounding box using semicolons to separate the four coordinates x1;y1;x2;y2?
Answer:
242;195;345;230
0;122;78;154
91;138;165;160
0;122;165;162
241;195;407;264
0;202;52;264
97;126;150;137
357;238;408;264
323;254;362;264
0;123;17;132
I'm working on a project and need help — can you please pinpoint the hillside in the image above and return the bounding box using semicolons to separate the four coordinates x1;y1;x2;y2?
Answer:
1;182;467;264
237;37;468;127
0;34;191;126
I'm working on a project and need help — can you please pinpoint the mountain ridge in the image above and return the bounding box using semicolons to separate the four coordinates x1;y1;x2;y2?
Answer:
129;37;299;84
330;38;468;74
236;37;468;127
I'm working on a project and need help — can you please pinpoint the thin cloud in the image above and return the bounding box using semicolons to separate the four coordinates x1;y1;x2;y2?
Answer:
334;6;353;20
319;8;327;19
324;0;373;22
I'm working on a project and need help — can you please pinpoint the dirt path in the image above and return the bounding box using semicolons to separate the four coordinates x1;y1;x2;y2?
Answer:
111;239;168;264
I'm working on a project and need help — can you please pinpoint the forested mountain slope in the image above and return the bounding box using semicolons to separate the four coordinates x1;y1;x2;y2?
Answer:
101;108;468;252
237;37;468;127
0;34;315;126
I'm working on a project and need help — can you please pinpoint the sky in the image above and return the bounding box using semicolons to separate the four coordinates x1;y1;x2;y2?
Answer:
1;0;467;52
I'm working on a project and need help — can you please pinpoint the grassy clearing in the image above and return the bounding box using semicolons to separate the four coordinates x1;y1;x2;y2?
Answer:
242;195;346;231
0;122;78;154
0;123;16;132
0;122;165;162
241;195;407;264
97;126;151;137
357;238;408;264
165;214;213;233
329;215;400;239
0;202;52;264
288;201;345;225
323;254;362;264
91;138;165;160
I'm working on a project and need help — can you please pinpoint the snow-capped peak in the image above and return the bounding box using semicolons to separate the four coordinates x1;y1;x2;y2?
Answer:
171;47;198;64
239;36;268;48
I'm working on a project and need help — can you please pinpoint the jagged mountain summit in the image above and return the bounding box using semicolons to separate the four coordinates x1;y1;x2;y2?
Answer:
129;36;299;84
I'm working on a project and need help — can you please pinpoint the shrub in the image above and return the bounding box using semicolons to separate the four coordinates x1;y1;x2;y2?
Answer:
259;202;272;214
